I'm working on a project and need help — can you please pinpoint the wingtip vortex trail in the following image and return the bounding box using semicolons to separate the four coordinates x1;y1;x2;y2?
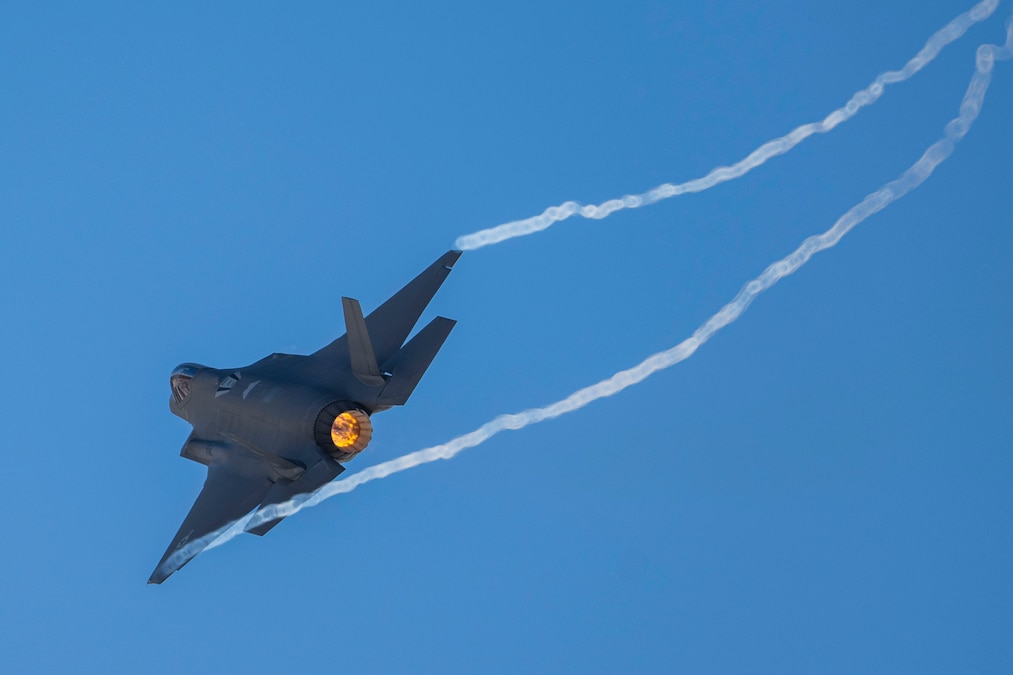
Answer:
247;10;1008;552
454;0;1000;252
165;2;1012;576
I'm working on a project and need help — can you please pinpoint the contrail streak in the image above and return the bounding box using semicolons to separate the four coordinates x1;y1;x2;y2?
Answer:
454;0;999;251
157;11;1012;580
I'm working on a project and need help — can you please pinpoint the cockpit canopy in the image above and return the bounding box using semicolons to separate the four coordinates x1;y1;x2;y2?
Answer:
170;363;204;404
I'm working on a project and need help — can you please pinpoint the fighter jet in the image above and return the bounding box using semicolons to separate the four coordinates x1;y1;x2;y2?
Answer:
149;250;461;584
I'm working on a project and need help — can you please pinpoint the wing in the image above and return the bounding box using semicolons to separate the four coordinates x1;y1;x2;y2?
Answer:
244;455;346;536
148;452;273;584
308;250;461;373
362;249;460;368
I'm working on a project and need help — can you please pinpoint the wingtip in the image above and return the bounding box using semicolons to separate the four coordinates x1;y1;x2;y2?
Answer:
443;250;463;268
148;554;183;585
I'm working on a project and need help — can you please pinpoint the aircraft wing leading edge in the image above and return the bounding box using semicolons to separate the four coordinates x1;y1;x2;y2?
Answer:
148;452;274;584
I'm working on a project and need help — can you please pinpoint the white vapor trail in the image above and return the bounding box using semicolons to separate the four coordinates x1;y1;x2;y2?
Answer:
149;13;1013;575
156;10;1012;580
454;0;999;251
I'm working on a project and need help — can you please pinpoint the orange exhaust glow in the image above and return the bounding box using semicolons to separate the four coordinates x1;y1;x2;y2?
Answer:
331;412;360;448
330;409;372;454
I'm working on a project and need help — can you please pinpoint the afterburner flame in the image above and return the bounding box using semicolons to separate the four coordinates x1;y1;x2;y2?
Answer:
330;409;372;454
331;412;360;448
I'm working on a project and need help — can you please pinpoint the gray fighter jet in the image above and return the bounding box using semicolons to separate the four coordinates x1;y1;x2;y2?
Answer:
149;250;461;584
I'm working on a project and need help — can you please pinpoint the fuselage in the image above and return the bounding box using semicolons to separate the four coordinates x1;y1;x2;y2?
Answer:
169;361;371;471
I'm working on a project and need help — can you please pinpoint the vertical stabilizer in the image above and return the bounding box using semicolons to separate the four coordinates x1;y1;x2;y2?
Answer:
342;297;385;387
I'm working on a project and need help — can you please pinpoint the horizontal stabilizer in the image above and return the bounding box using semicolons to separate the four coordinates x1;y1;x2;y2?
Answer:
245;456;345;537
377;316;456;407
342;297;385;387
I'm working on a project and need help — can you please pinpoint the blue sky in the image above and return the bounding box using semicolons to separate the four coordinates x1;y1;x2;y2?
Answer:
2;1;1011;672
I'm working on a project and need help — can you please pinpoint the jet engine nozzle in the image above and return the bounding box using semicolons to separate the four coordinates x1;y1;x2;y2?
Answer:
314;401;373;462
